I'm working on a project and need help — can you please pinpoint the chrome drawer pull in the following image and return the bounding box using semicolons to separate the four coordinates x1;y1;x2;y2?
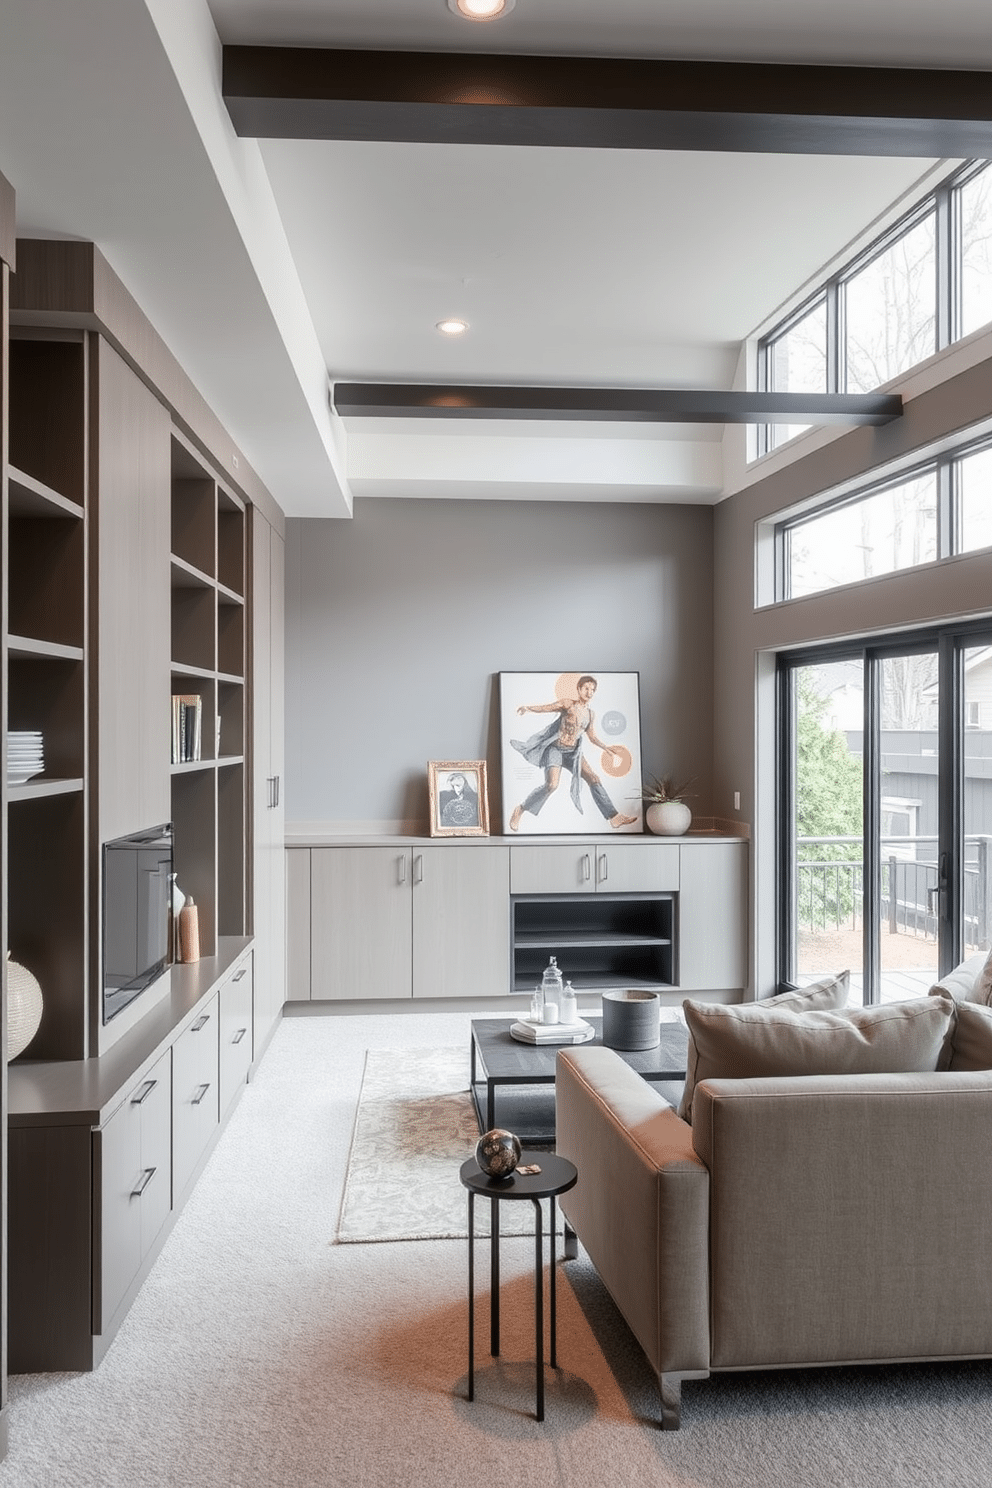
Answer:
191;1014;210;1032
232;968;247;982
131;1167;156;1198
232;1027;247;1045
191;1083;211;1106
131;1079;157;1106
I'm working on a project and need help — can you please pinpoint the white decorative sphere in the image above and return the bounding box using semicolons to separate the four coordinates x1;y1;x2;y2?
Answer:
7;952;44;1061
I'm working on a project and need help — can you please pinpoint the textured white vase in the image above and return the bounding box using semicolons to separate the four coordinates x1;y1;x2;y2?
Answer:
7;951;43;1061
645;800;692;836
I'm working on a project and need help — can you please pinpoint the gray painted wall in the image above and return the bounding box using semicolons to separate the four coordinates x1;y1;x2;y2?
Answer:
285;498;713;829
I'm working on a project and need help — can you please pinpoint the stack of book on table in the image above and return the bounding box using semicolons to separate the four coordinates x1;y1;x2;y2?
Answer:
510;1016;595;1046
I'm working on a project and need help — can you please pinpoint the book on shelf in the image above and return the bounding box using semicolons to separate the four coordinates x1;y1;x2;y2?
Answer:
171;694;203;763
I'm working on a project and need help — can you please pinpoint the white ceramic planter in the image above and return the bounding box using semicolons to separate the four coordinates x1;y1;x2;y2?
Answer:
7;952;43;1061
645;800;692;836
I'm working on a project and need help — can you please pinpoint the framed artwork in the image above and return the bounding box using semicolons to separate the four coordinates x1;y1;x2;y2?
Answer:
428;760;490;837
499;672;643;836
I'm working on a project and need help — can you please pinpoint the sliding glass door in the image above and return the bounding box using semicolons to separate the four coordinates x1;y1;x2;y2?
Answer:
781;627;992;1004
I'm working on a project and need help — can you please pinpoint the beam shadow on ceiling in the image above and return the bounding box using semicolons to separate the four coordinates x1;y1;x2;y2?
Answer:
333;385;903;425
223;46;992;157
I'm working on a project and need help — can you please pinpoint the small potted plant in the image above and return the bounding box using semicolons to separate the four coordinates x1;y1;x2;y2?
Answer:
640;775;696;836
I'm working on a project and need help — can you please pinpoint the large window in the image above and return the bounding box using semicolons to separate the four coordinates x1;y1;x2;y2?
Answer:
781;627;992;1004
775;435;991;601
758;162;992;455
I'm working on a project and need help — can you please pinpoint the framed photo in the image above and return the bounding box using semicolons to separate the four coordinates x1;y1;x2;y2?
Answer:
428;760;490;837
499;672;643;836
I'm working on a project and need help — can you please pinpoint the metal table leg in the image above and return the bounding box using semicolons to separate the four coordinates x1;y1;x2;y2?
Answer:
491;1196;500;1357
532;1196;544;1422
467;1191;474;1401
549;1194;557;1368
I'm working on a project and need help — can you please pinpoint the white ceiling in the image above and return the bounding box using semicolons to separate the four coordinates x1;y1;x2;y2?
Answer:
1;1;988;516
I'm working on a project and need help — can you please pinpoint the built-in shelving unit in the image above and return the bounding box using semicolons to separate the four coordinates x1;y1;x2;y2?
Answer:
5;331;89;1061
170;433;248;957
511;893;676;992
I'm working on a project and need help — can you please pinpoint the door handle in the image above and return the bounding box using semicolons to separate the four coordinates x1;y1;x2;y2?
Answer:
598;852;608;884
581;853;591;883
191;1014;210;1032
232;967;247;982
131;1167;157;1198
232;1027;247;1045
414;854;424;885
131;1079;157;1106
398;855;407;885
191;1083;211;1106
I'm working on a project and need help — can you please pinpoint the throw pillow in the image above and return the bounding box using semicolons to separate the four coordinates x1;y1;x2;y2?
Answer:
678;996;954;1124
974;947;992;1006
758;970;850;1011
948;1000;992;1070
928;952;990;1004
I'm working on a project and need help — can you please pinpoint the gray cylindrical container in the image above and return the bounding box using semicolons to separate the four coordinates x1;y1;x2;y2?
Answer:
601;989;661;1050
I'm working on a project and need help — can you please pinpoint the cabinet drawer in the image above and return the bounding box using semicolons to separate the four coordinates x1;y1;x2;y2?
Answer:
95;1048;171;1335
172;994;220;1201
220;955;253;1116
510;845;596;895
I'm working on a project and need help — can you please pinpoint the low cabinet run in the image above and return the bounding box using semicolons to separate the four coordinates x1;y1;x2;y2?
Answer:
303;844;510;1002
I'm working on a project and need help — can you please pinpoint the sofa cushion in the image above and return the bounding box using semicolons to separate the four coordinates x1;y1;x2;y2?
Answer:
758;970;850;1011
929;952;989;1004
678;996;954;1124
948;1000;992;1070
976;948;992;1005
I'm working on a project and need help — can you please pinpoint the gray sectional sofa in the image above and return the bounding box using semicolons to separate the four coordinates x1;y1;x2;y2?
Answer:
555;953;992;1428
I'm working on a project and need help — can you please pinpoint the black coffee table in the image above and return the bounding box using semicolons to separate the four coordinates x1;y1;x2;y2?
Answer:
470;1016;688;1142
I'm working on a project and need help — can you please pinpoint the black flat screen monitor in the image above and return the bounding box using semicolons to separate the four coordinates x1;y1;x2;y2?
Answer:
102;823;174;1024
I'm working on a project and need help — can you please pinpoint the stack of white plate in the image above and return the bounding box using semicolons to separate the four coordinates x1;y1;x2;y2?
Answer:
7;731;45;786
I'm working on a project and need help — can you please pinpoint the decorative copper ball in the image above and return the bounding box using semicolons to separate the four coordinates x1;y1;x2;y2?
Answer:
475;1128;522;1178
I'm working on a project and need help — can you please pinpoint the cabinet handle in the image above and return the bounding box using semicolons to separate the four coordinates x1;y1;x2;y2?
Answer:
131;1079;157;1106
232;968;247;982
599;852;608;883
131;1167;157;1199
398;855;407;885
267;775;280;808
191;1014;210;1032
191;1083;211;1106
274;775;280;807
232;1027;247;1045
582;853;591;883
414;853;424;885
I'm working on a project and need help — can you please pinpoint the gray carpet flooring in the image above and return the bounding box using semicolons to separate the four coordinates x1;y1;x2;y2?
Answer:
2;1010;991;1487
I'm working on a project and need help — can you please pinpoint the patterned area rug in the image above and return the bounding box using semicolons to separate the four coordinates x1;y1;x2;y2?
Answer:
336;1047;555;1243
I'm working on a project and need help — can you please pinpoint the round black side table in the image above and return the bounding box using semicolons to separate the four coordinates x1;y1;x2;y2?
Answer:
459;1150;578;1422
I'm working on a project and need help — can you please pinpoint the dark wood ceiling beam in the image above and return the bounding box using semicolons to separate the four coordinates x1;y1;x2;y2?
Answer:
223;46;992;156
333;384;902;425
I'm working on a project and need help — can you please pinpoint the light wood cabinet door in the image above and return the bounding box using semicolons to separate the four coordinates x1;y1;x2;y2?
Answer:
678;841;748;991
252;513;286;1047
286;848;311;1000
412;846;511;999
311;848;413;1000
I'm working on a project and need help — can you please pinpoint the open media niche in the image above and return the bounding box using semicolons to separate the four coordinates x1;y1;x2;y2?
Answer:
102;822;174;1024
512;892;675;993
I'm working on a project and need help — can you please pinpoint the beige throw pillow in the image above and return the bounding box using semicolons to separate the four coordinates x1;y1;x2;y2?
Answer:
948;1000;992;1071
929;952;990;1004
758;971;850;1011
678;996;954;1124
974;948;992;1006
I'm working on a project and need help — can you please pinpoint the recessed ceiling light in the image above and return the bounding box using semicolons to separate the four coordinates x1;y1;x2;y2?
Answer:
447;0;516;20
436;318;469;336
